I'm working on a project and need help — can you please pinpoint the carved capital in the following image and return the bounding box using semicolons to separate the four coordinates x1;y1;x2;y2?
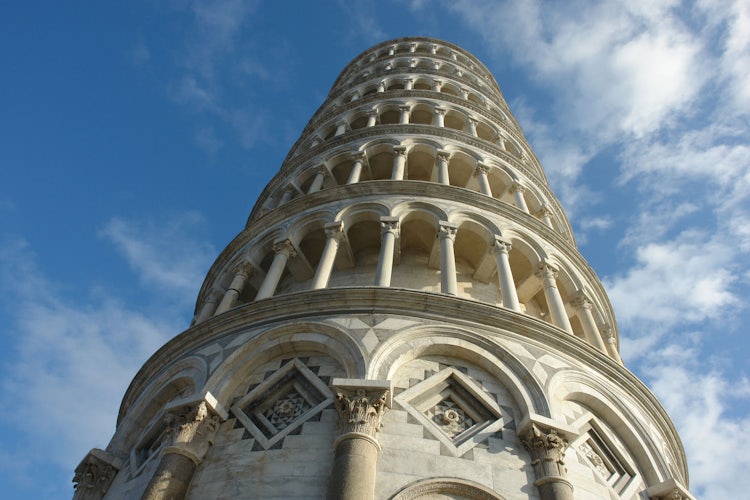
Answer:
73;448;122;499
352;151;367;164
233;261;254;279
324;221;345;240
474;162;490;176
434;106;447;116
572;293;593;310
333;385;390;438
438;221;458;241
272;239;297;258
163;401;221;464
510;182;526;194
493;236;512;254
393;145;407;156
536;204;553;218
521;424;569;480
380;216;400;237
536;261;559;282
436;149;451;161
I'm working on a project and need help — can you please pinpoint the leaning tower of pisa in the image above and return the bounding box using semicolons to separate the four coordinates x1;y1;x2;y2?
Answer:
74;37;693;500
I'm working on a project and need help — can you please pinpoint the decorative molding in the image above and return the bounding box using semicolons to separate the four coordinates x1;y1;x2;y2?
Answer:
72;448;122;499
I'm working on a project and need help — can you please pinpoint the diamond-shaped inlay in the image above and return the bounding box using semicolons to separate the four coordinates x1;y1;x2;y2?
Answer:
231;358;333;450
395;367;505;457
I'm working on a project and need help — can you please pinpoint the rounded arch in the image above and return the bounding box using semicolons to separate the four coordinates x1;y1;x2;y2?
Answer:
392;477;506;499
369;326;550;417
206;322;367;406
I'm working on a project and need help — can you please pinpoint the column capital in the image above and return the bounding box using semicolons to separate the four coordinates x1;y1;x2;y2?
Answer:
436;149;451;161
380;216;400;236
510;182;526;193
314;164;330;176
433;106;447;115
352;151;367;162
432;60;441;70
438;221;458;241
272;239;297;258
493;236;512;254
73;448;122;499
646;478;694;500
393;145;407;156
536;204;553;217
366;108;379;117
409;42;418;52
325;220;346;240
536;261;559;280
409;58;418;68
466;116;479;125
572;292;593;310
232;261;255;278
429;43;439;54
474;162;490;176
432;78;443;87
331;379;392;441
398;104;411;112
162;399;222;464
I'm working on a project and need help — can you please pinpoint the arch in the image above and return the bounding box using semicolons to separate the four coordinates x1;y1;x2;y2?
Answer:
369;326;549;417
206;323;367;407
392;477;506;499
409;103;433;125
406;143;437;182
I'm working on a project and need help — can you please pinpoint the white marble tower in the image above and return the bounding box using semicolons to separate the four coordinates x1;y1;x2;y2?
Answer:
74;37;692;500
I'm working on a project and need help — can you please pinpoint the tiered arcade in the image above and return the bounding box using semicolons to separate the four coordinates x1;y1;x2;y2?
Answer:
74;37;692;500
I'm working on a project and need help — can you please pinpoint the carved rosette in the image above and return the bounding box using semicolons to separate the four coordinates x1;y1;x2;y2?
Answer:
521;424;569;480
163;400;221;464
72;449;121;500
334;388;389;438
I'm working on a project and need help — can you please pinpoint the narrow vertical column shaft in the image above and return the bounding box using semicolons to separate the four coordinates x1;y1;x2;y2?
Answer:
334;120;347;137
215;264;252;315
475;163;493;196
511;183;530;213
374;217;399;287
327;380;391;500
391;146;407;180
278;187;294;206
536;262;573;333
398;105;410;125
307;166;328;194
436;150;450;185
141;401;221;500
194;290;221;324
603;327;624;364
494;237;521;312
439;221;458;295
466;117;478;137
434;107;446;127
538;206;554;228
256;240;296;300
404;78;414;90
311;222;344;290
366;110;378;127
432;79;442;92
573;294;608;353
347;153;366;184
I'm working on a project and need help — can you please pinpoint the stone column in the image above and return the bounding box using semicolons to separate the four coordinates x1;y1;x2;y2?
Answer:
572;293;608;353
327;379;391;500
387;44;396;56
434;106;446;127
366;110;378;127
312;221;345;289
510;182;530;213
429;43;438;54
307;166;328;194
377;80;386;93
537;205;554;228
398;104;411;125
141;401;222;500
521;424;574;500
409;42;417;53
73;449;122;500
255;240;296;300
460;87;470;99
194;289;221;325
436;150;450;185
215;263;253;315
536;262;573;333
432;79;442;92
603;326;624;364
347;153;366;184
496;136;507;151
374;217;399;287
334;120;348;137
438;221;458;295
474;163;493;196
278;187;294;206
493;237;521;312
404;78;414;90
391;146;407;180
466;117;478;137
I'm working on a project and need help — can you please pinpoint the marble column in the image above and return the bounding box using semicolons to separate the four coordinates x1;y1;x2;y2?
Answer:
603;326;624;364
434;106;446;127
311;221;345;290
391;146;407;180
347;153;366;184
215;263;253;315
307;166;328;194
141;401;222;500
521;424;574;500
436;150;450;185
431;79;443;92
537;205;554;228
374;217;399;287
536;262;573;333
404;78;414;90
278;187;294;206
194;289;221;325
377;80;386;93
73;449;122;500
366;110;378;127
398;104;411;125
466;117;478;137
572;293;608;353
334;120;348;137
255;240;296;300
438;221;458;295
493;237;521;312
475;163;493;196
327;379;391;500
511;182;530;213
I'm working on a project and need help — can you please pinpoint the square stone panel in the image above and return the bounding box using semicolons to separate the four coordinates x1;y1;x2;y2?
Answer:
395;367;505;457
231;358;333;450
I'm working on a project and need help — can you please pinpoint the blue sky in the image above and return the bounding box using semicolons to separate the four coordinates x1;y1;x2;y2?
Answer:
1;1;748;498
